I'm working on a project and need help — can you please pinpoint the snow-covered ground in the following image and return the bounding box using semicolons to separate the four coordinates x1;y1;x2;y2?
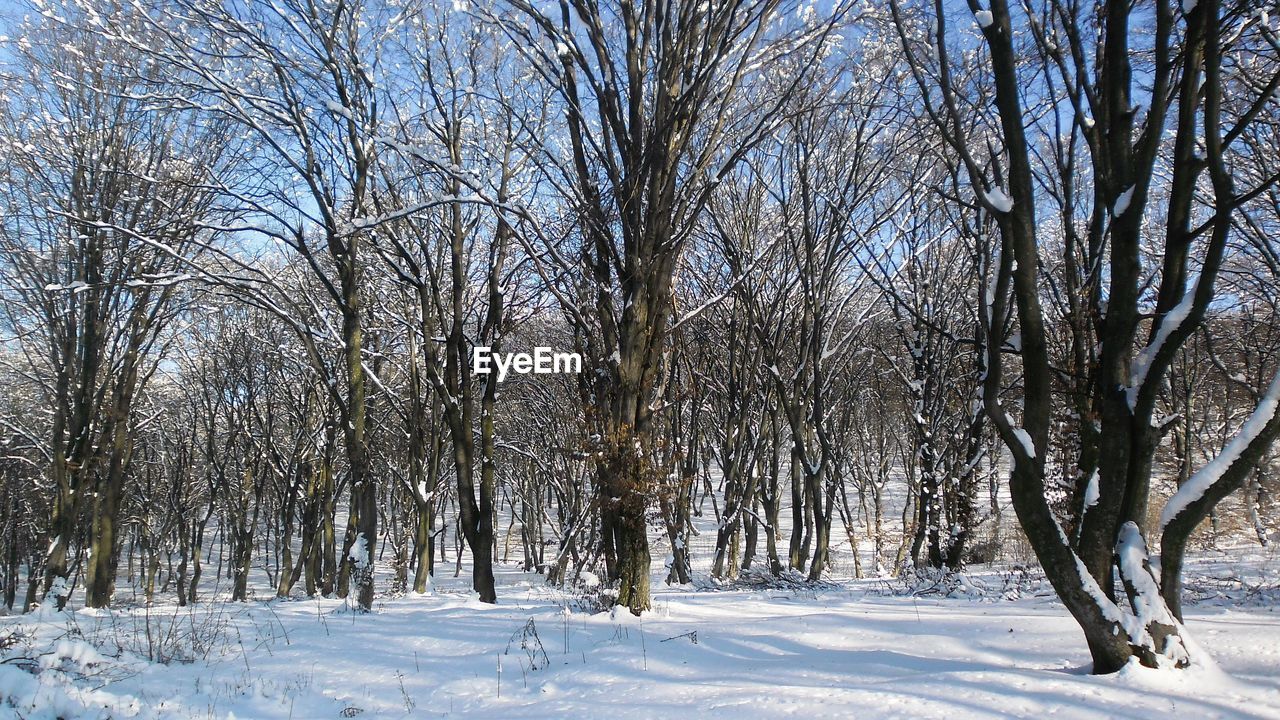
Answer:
2;549;1278;720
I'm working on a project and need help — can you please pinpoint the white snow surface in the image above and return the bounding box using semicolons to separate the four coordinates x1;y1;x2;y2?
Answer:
975;9;994;27
2;559;1279;719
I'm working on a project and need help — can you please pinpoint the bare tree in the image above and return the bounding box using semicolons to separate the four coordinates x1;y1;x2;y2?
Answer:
889;0;1280;670
96;0;424;611
371;2;544;601
498;0;847;613
0;7;234;609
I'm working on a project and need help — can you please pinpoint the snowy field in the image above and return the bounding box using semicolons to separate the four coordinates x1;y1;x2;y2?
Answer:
2;546;1278;720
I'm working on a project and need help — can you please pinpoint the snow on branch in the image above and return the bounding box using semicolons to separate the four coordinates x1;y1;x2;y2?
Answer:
1115;523;1188;665
1011;426;1036;459
1112;186;1135;217
1160;365;1280;529
981;185;1013;213
1128;284;1197;410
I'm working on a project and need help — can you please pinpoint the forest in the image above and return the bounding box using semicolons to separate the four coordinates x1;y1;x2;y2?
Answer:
0;0;1278;716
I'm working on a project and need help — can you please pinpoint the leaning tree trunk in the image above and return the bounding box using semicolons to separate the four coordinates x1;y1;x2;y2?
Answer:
1161;370;1280;620
898;0;1252;673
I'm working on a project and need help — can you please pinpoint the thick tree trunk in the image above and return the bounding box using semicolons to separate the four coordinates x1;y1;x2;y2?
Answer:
806;468;832;581
85;361;138;608
760;420;785;576
473;348;500;602
336;504;356;600
40;457;77;610
710;454;742;580
601;426;652;614
787;450;808;571
413;499;434;593
188;510;209;606
332;237;376;611
407;337;437;593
